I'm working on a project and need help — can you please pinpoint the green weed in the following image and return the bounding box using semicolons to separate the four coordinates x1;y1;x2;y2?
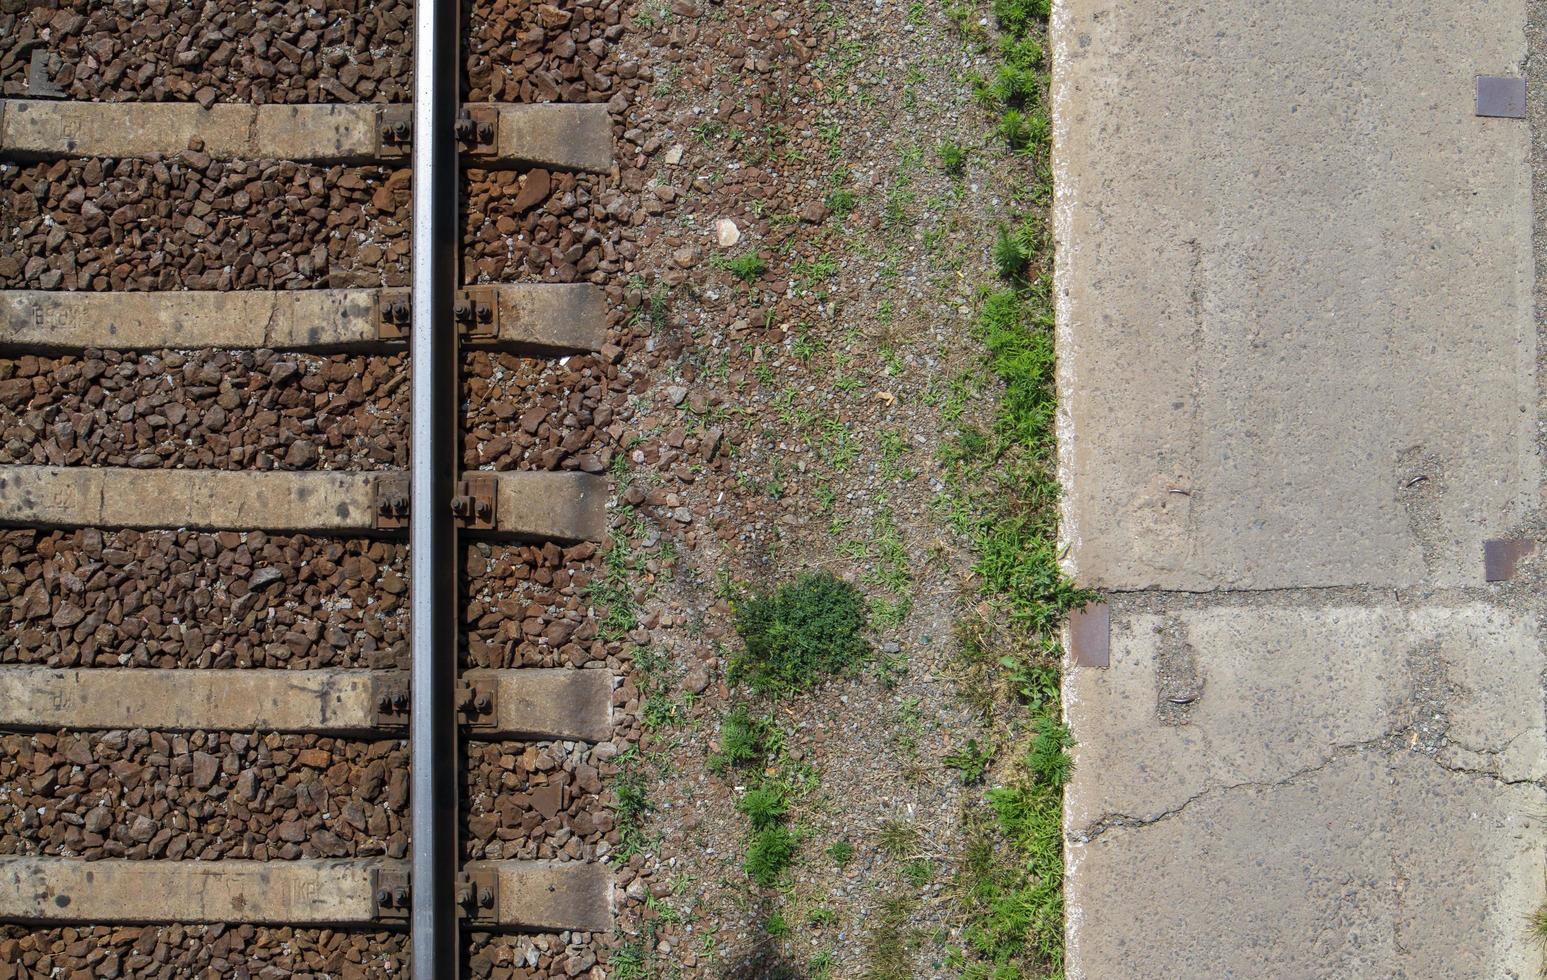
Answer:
879;819;917;858
611;755;651;861
737;784;792;829
766;910;792;937
730;572;871;695
902;858;934;887
713;253;768;283
826;187;859;218
938;139;969;175
710;705;780;772
584;524;640;641
746;825;798;887
944;738;995;784
945;0;1087;976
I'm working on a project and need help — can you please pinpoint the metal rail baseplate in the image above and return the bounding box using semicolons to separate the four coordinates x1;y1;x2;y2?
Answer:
453;106;498;156
372;672;411;727
378;289;412;341
378;105;413;159
375;474;411;530
450;473;497;530
456;677;497;731
454;287;500;342
456;869;499;924
373;866;412;921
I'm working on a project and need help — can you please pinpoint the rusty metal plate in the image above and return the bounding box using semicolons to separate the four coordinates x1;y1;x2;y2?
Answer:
1476;76;1526;119
1483;538;1536;582
26;51;65;99
377;105;412;159
376;289;412;341
455;286;500;342
374;473;411;530
455;105;500;156
456;676;498;730
1068;602;1111;669
457;868;500;924
372;866;411;921
452;473;498;530
371;671;411;728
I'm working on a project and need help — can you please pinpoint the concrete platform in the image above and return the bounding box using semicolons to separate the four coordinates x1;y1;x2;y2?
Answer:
1067;603;1547;826
1054;0;1547;975
1067;751;1543;979
1054;0;1537;592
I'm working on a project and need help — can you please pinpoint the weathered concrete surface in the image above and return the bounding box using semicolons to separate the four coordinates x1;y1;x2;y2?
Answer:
0;466;391;533
1;284;608;354
0;667;401;734
1054;0;1547;975
1067;603;1547;827
1067;751;1544;979
463;668;614;742
482;103;615;173
0;466;605;540
0;99;612;169
469;859;612;933
492;283;609;354
1054;0;1537;591
1;288;383;351
0;100;399;163
492;470;607;542
0;856;392;925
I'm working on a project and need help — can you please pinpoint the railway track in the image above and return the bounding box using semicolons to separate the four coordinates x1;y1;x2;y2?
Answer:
0;1;621;975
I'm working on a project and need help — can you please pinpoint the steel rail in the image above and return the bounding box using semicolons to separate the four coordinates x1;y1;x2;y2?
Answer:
410;0;461;972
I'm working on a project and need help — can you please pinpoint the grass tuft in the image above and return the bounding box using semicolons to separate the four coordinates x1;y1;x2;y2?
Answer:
944;0;1091;977
710;704;780;772
731;571;871;696
745;825;798;887
713;252;769;283
938;139;969;176
737;784;792;829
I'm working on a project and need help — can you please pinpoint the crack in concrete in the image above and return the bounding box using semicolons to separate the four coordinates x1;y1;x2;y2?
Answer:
1072;731;1544;843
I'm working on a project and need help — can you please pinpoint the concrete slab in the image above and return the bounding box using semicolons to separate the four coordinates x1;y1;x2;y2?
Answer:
468;859;613;933
1067;751;1545;979
491;469;608;543
1054;0;1537;591
0;288;386;351
1054;0;1547;973
481;102;615;174
0;466;392;533
463;668;614;742
1066;603;1547;830
0;100;403;164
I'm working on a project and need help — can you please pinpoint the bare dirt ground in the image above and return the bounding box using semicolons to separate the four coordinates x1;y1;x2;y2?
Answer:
583;0;1056;976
